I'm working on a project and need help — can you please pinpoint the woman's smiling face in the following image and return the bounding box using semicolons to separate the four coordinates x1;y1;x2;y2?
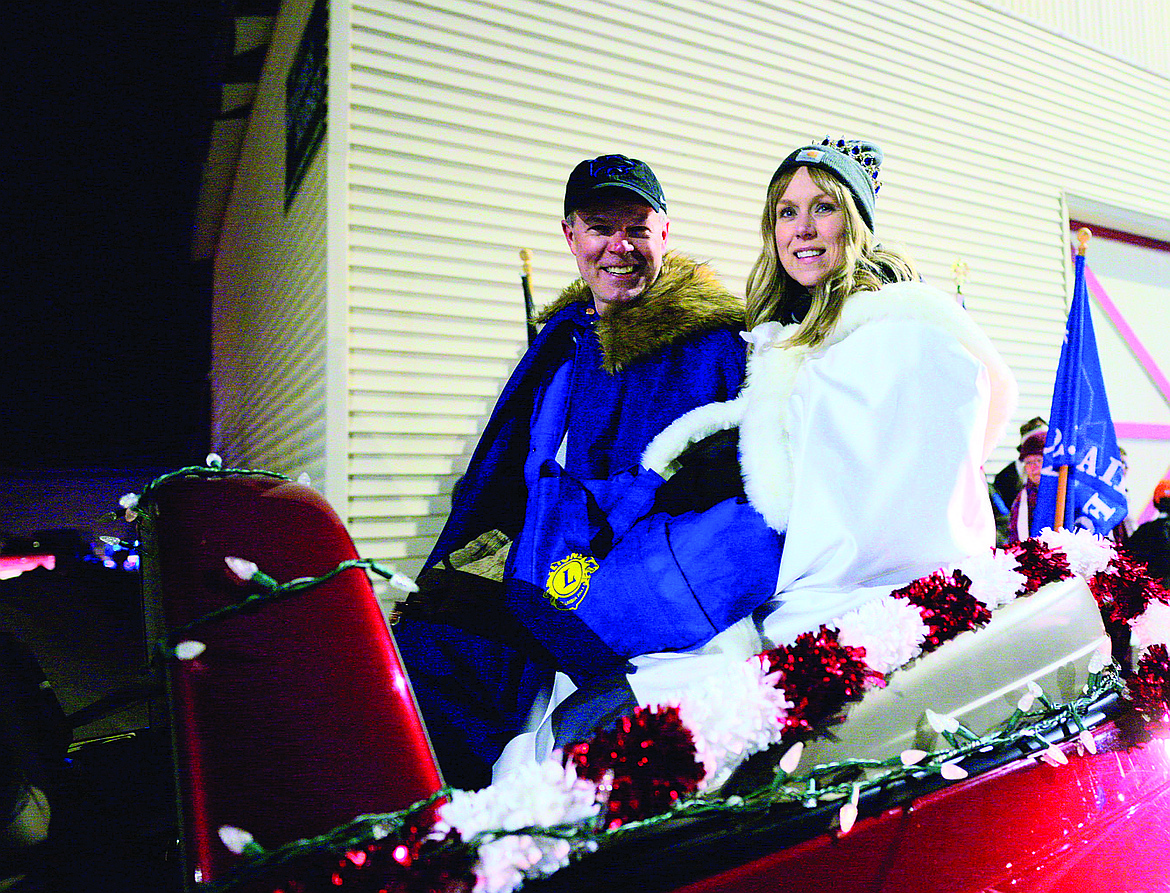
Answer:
773;166;847;289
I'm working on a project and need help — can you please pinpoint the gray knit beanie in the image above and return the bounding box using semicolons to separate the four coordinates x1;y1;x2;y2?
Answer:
770;137;882;232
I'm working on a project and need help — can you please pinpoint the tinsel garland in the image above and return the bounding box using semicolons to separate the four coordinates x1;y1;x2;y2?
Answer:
566;707;705;830
1005;538;1072;593
760;629;878;736
1090;549;1166;625
895;569;990;648
1128;645;1170;721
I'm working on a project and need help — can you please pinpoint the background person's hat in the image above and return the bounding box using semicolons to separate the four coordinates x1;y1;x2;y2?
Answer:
1019;431;1047;459
564;154;667;219
1154;479;1170;511
1019;416;1048;440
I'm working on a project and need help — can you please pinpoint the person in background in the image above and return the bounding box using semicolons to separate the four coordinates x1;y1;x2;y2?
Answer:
393;154;749;790
1128;480;1170;585
1007;430;1046;544
993;416;1047;510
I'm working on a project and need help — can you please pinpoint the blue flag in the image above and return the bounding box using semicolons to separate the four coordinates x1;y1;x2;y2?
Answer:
1032;253;1128;536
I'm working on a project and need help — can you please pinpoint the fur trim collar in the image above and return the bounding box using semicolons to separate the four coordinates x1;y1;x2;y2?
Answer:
536;252;743;372
813;281;1016;460
643;280;1018;533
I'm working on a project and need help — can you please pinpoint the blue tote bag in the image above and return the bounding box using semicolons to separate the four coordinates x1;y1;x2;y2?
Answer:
506;458;782;686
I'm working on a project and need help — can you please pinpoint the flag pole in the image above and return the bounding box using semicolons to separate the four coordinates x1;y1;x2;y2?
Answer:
520;248;538;344
1053;227;1092;530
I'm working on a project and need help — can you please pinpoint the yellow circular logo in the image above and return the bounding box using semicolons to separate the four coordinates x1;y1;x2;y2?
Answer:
545;553;598;611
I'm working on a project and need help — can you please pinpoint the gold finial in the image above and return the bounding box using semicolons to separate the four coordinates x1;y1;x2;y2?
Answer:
520;248;532;277
951;259;970;305
951;259;969;292
1077;227;1091;257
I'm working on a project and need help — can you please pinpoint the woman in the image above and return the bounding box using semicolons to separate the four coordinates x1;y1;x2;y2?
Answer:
705;138;1015;645
497;138;1017;773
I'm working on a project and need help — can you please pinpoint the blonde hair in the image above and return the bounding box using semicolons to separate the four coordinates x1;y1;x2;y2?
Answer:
744;166;917;346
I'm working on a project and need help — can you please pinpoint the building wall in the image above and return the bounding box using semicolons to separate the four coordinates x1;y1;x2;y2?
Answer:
996;0;1170;77
996;0;1170;521
1079;232;1170;524
340;0;1170;574
212;0;337;497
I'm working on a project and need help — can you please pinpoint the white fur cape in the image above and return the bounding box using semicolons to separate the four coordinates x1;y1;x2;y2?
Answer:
641;280;1018;533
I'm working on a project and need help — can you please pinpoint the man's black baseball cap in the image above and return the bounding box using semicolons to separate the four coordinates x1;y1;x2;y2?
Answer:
563;154;667;218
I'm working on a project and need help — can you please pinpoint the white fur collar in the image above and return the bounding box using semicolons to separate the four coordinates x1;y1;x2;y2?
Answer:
826;281;1015;458
643;280;1018;533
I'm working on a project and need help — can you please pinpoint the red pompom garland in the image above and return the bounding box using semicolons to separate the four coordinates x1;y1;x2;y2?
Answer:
761;629;881;735
1090;550;1166;625
1128;644;1170;721
566;706;706;829
894;569;992;649
1006;539;1072;593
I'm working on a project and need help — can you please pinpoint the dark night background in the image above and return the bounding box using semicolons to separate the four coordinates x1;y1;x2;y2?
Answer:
4;3;228;470
1;13;242;884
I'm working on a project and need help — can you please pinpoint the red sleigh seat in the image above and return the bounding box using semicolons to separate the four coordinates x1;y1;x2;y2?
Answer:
140;474;1170;893
140;473;442;889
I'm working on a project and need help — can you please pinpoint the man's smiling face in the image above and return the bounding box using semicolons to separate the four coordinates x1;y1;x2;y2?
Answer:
562;191;669;315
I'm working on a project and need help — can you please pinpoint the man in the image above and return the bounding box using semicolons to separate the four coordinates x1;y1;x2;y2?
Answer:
394;155;748;789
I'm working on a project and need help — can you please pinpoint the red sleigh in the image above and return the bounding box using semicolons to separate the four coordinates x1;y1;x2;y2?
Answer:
141;471;1170;893
140;471;442;889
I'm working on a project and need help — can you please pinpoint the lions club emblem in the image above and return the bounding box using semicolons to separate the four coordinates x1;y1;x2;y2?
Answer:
545;553;599;611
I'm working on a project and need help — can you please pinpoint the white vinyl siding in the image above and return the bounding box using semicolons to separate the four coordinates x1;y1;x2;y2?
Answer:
212;0;332;490
340;0;1170;574
995;0;1170;77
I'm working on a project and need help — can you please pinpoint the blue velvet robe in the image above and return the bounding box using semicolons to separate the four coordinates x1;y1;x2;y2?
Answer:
395;281;747;789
